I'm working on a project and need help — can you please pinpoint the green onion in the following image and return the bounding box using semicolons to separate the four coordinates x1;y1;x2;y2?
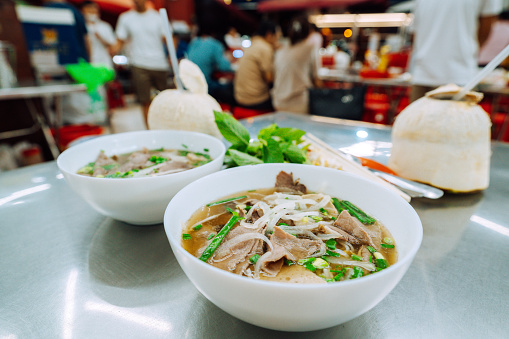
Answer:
383;237;394;245
182;144;188;149
330;216;337;220
350;266;363;279
207;233;215;240
367;246;377;254
153;147;164;152
319;207;329;215
381;244;395;249
182;233;191;240
102;164;116;170
298;257;316;265
340;200;376;225
225;207;235;214
310;216;322;222
192;224;203;231
245;205;252;211
331;197;345;213
312;258;329;269
278;222;288;226
149;155;167;164
249;254;260;264
285;259;295;266
325;250;340;257
332;268;346;281
326;239;337;250
179;150;190;156
206;195;247;207
199;215;239;262
248;189;256;192
375;258;389;269
204;148;209;152
305;263;316;272
351;254;363;261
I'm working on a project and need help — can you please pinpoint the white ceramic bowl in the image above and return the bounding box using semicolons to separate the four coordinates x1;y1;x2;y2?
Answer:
57;130;225;225
164;163;422;331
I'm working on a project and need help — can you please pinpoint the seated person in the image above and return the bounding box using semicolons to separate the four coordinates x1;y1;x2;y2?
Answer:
187;25;234;106
234;21;279;111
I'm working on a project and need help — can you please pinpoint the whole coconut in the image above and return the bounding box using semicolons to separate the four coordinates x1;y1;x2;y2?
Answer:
147;60;222;138
388;84;491;192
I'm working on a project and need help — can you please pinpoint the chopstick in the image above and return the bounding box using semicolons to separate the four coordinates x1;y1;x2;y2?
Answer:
304;133;411;202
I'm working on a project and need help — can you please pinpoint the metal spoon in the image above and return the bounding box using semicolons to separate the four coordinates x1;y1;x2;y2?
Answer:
369;169;444;199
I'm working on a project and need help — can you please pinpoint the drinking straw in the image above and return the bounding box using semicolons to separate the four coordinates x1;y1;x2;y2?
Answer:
452;43;509;101
159;8;184;90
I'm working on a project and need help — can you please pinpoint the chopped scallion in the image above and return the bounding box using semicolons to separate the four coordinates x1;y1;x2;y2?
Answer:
326;239;337;250
199;215;240;262
381;243;395;249
350;266;363;279
305;263;316;272
206;195;247;207
325;250;340;257
383;237;394;245
249;254;260;264
207;233;215;240
285;260;295;266
351;254;363;261
192;224;203;231
319;207;329;215
375;258;389;269
298;257;316;265
367;246;377;254
182;234;191;240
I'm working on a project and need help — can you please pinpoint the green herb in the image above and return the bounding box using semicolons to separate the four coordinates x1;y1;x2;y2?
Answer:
375;259;389;269
285;259;295;266
310;216;323;222
105;171;124;178
330;216;337;220
199;215;240;262
207;233;215;240
206;195;247;207
381;243;395;249
383;237;394;245
249;254;260;264
320;208;329;216
312;258;329;269
182;233;191;240
192;224;203;231
278;222;289;226
325;250;340;257
77;162;95;174
367;246;377;253
351;254;363;261
244;206;252;211
204;148;209;152
326;239;337;250
331;197;345;213
305;263;317;272
298;257;316;265
102;164;117;170
153;147;164;152
351;266;363;279
179;150;190;156
149;155;167;164
182;144;188;149
225;207;235;214
214;111;307;167
332;268;346;281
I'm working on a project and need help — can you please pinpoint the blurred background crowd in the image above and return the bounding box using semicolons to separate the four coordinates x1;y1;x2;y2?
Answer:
1;0;509;168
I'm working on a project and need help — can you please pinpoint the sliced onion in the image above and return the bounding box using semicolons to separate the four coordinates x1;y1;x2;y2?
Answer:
253;250;275;278
191;213;225;229
326;257;376;271
213;232;273;259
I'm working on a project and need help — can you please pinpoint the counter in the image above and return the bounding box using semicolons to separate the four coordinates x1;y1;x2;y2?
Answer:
1;112;508;338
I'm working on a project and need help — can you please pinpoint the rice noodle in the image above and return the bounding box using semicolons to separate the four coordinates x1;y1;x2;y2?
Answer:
253;251;274;278
213;232;273;259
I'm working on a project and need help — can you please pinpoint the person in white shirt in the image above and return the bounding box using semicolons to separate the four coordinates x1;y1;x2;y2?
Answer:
113;0;169;124
81;1;115;69
409;0;503;102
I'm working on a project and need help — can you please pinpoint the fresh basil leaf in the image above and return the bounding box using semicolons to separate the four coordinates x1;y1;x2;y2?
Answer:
246;140;263;156
228;149;264;166
262;137;285;163
283;144;307;163
273;127;306;142
214;111;250;151
258;124;278;141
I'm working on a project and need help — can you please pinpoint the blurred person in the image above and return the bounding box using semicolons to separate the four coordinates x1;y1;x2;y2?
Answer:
478;10;509;67
81;1;115;69
187;23;235;106
224;27;242;50
272;16;322;114
409;0;503;102
114;0;170;125
234;20;279;111
44;0;90;63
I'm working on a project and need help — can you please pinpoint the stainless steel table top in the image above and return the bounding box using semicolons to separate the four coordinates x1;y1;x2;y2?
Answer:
0;83;87;100
1;112;508;338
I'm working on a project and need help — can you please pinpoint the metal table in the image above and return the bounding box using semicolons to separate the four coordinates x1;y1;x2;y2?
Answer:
1;112;508;338
0;83;87;158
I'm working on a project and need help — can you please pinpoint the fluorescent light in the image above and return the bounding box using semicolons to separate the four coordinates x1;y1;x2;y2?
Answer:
310;13;413;28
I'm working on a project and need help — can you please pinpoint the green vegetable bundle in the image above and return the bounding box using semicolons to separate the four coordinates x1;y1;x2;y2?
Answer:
214;111;309;167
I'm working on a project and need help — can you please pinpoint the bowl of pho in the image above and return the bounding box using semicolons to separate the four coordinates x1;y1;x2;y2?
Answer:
164;163;422;331
57;130;225;225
